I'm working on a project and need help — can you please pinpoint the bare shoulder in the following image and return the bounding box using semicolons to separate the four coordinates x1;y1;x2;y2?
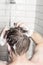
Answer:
31;32;43;64
31;32;43;45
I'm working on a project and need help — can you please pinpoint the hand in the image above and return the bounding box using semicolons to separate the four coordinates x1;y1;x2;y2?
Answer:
0;60;7;65
0;26;9;46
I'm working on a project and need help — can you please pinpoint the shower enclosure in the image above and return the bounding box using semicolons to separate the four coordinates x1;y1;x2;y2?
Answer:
34;0;43;36
0;0;36;35
0;0;43;62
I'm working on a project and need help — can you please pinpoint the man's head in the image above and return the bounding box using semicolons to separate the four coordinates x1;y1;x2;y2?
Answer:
4;26;30;55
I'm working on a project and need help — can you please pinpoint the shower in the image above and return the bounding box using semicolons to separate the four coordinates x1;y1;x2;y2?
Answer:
5;0;16;27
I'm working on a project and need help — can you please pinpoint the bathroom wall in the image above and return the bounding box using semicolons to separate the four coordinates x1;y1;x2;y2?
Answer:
34;0;43;35
0;0;36;35
0;0;9;32
11;0;36;34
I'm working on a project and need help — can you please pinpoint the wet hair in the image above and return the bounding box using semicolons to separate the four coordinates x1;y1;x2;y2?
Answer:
4;25;30;55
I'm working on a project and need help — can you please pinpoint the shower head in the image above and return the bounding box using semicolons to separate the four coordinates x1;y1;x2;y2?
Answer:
10;0;16;4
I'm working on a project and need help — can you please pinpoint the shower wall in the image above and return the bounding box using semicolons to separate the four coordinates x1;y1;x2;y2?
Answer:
0;0;36;34
0;0;9;32
11;0;36;33
34;0;43;35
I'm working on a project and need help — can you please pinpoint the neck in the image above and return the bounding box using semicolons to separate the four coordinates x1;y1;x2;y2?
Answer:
18;54;27;60
9;54;29;65
13;54;27;62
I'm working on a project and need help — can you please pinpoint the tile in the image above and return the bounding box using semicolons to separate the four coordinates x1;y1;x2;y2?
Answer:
25;0;36;5
34;24;43;35
38;20;43;28
36;12;43;19
35;18;39;24
36;6;43;13
16;0;25;4
0;0;5;4
36;0;43;5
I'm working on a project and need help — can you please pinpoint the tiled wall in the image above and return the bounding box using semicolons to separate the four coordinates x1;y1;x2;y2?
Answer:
34;0;43;35
11;0;36;34
0;44;8;61
0;0;9;32
0;0;36;35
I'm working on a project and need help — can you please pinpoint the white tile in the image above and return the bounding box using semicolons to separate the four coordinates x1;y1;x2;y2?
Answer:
36;0;43;5
16;0;25;4
38;20;43;28
0;4;5;10
15;4;26;11
25;11;35;18
34;24;43;35
25;5;36;11
36;6;43;13
36;12;43;20
15;10;25;17
26;0;36;5
0;10;5;17
35;18;39;24
0;0;5;4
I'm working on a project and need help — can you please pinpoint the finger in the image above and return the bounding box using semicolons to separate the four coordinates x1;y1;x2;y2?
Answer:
1;26;9;39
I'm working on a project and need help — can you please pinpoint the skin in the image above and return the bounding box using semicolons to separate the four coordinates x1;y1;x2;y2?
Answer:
0;24;43;65
9;32;43;65
31;32;43;64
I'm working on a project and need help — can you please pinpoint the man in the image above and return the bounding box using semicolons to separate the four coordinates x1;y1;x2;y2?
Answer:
9;29;43;65
0;23;43;65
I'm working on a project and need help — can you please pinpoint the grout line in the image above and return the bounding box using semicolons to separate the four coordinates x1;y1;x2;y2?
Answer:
0;3;43;6
36;11;43;14
35;22;43;28
35;17;43;21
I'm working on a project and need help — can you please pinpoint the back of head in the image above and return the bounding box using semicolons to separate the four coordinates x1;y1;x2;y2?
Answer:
4;26;30;55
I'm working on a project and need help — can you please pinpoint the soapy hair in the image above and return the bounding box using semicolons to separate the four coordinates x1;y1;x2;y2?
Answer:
4;25;30;55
